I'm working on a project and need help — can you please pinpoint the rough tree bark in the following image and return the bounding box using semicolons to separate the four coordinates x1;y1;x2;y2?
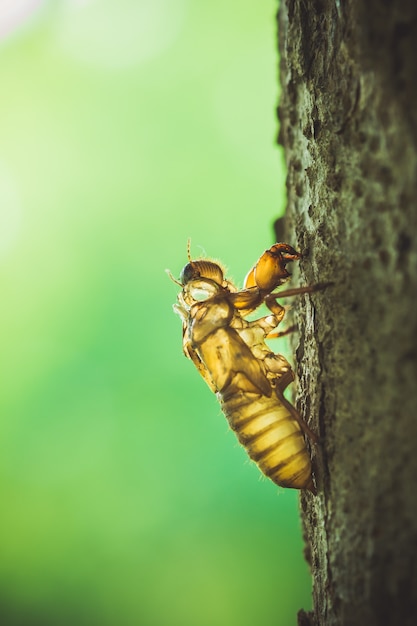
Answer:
276;1;417;625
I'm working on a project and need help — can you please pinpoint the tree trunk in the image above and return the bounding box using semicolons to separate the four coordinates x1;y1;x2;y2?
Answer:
277;1;417;625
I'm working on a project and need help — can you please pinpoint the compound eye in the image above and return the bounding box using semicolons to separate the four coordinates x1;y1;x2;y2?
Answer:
180;263;199;285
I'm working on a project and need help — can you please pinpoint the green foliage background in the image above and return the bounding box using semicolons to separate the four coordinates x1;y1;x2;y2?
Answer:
0;1;311;624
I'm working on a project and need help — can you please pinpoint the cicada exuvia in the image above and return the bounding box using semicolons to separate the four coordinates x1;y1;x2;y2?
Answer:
170;243;322;494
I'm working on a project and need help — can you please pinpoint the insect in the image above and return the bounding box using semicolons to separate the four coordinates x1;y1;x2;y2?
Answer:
170;242;322;493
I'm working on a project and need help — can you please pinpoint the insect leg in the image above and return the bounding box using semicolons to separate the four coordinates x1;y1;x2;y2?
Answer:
263;291;320;444
264;280;332;337
264;282;329;334
263;294;286;319
269;282;331;300
266;325;297;340
274;368;295;393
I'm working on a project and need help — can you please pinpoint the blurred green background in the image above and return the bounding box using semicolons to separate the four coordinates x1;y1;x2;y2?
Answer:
0;1;311;624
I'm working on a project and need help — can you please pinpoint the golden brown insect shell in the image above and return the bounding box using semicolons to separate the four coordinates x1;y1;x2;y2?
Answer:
173;243;318;494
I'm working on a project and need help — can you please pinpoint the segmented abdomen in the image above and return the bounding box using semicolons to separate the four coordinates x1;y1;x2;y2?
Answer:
219;389;314;492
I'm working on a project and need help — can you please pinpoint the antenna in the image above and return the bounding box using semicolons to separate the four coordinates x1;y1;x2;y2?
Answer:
165;269;182;286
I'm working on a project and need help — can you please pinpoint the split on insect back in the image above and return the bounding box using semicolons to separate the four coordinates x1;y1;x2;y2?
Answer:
169;241;324;495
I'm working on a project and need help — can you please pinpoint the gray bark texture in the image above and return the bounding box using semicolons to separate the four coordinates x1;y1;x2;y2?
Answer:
277;1;417;625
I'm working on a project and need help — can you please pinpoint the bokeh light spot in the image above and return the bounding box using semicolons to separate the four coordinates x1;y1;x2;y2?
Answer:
55;0;187;69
